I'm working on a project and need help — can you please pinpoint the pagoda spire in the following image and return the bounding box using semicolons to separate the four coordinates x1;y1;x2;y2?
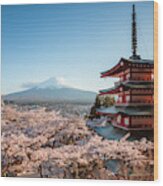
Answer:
130;4;141;60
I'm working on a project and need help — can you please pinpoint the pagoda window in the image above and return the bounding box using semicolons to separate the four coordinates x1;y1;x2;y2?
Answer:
120;76;123;81
126;73;130;80
124;117;129;126
126;95;130;102
120;87;123;92
117;115;121;123
118;96;122;103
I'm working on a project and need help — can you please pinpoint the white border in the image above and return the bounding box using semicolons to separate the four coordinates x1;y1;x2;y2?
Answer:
0;1;162;186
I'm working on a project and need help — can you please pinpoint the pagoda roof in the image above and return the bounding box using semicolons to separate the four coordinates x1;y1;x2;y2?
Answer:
101;57;154;78
96;106;153;116
99;81;153;95
126;58;154;64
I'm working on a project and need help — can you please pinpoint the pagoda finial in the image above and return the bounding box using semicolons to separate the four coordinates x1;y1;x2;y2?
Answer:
130;4;141;60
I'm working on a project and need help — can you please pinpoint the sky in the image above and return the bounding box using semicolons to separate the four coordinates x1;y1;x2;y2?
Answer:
1;1;154;94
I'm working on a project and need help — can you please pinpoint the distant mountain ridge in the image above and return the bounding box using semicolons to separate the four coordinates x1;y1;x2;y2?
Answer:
4;77;96;104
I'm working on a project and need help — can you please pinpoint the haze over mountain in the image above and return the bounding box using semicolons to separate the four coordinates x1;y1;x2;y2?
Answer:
3;77;97;104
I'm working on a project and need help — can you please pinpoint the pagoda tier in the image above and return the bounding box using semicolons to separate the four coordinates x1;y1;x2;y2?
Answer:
99;82;154;95
96;106;153;131
99;82;154;106
101;58;153;79
96;106;153;116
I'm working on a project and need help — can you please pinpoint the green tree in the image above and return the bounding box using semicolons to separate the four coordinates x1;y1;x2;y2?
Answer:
103;96;115;107
89;95;101;119
95;95;102;108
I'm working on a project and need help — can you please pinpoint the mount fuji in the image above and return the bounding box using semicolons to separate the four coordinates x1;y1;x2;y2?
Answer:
4;77;97;104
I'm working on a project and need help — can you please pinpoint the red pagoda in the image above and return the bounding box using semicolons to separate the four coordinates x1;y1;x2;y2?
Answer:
96;5;154;131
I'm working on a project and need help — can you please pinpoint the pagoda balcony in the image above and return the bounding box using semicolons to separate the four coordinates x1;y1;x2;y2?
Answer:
112;121;153;131
114;79;132;86
114;79;154;87
115;101;153;107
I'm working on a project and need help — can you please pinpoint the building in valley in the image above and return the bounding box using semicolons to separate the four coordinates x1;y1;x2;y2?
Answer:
96;5;154;130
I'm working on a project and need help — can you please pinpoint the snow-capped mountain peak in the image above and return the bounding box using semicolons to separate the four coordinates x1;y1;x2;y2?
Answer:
36;77;66;89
